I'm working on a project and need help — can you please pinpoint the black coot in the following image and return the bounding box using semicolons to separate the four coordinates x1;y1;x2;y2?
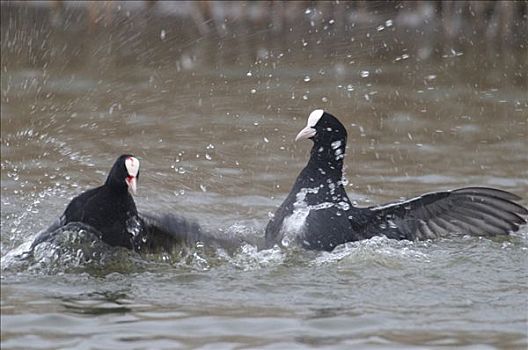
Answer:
265;110;528;251
31;155;207;252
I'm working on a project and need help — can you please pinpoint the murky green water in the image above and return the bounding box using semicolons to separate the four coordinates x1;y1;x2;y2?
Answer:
1;4;527;349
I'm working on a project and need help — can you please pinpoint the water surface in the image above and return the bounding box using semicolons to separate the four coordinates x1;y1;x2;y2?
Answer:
1;4;527;349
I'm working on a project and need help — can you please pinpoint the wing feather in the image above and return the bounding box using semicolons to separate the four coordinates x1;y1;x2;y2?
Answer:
363;187;527;240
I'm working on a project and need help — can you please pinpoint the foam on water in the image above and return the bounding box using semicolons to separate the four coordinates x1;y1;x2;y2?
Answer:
2;223;149;275
3;219;527;276
313;235;431;266
220;243;286;271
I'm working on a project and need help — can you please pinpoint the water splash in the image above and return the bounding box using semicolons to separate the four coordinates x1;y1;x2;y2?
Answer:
2;223;146;275
313;236;431;266
220;244;285;271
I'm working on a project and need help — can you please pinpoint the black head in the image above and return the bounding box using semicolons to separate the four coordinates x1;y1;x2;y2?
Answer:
295;110;348;168
295;109;347;146
105;154;140;194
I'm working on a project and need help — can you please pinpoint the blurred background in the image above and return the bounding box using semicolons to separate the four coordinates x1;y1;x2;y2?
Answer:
1;1;527;349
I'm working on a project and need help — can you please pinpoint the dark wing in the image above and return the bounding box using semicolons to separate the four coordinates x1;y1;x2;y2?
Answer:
264;195;294;249
30;216;66;250
31;187;102;250
137;212;247;253
360;187;527;240
136;212;202;253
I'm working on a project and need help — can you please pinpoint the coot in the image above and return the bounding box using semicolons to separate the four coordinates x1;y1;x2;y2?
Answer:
265;110;527;251
31;155;206;252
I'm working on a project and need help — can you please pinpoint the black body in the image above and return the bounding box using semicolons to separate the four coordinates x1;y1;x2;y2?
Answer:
61;181;140;249
31;155;210;253
265;112;528;251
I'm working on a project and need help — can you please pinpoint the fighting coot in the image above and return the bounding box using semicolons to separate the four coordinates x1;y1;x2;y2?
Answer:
31;155;206;253
265;110;528;251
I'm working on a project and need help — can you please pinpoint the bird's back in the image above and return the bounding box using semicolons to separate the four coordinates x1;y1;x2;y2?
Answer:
63;185;138;248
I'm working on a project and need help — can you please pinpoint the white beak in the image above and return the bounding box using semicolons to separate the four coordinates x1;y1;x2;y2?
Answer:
295;126;316;141
126;176;137;195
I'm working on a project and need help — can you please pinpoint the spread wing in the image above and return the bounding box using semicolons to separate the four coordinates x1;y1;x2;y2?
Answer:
30;216;66;250
136;212;194;252
138;212;248;253
359;187;527;240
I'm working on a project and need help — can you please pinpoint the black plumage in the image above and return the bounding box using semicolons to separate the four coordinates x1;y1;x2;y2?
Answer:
265;110;528;251
31;155;208;253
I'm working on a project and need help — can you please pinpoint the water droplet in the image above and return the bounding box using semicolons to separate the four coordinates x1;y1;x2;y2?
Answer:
360;70;370;78
304;75;311;82
160;30;166;40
